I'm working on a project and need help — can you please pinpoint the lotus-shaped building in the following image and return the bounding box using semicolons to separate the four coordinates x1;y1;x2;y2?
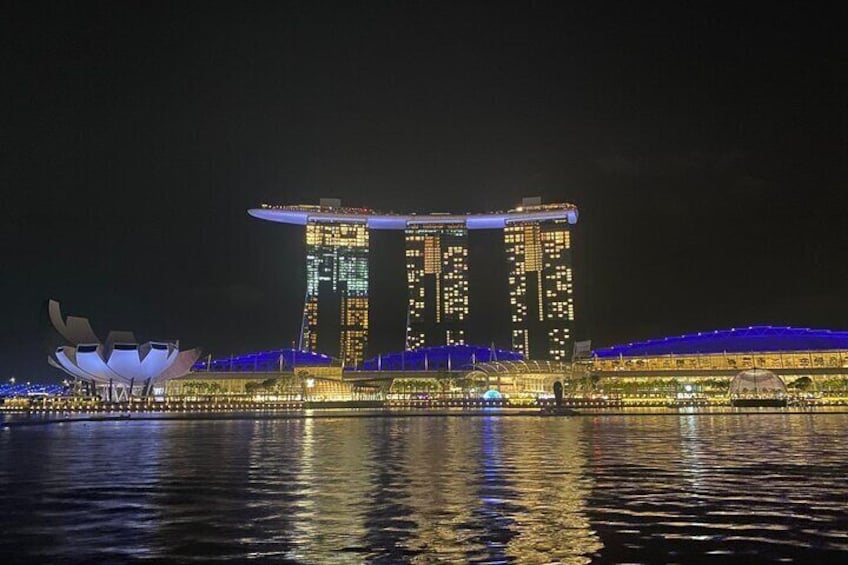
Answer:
47;300;200;400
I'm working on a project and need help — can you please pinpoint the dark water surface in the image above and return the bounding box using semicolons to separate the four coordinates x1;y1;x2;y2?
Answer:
1;414;847;564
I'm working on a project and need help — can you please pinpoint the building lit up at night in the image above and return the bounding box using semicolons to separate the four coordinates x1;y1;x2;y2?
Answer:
505;197;576;361
582;326;848;403
248;197;579;365
302;206;370;367
405;222;469;349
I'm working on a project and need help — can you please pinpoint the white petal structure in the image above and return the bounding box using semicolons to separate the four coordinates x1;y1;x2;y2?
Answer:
105;331;138;351
156;349;202;381
53;347;100;381
48;299;99;344
47;300;200;398
77;344;127;383
139;343;176;380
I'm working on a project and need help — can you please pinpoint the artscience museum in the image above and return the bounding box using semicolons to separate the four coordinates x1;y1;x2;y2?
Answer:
46;300;200;401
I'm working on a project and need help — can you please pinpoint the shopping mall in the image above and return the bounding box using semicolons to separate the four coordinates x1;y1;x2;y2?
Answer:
159;326;848;404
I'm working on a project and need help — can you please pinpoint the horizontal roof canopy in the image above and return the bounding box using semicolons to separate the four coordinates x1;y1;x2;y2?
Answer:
593;326;848;358
248;205;578;230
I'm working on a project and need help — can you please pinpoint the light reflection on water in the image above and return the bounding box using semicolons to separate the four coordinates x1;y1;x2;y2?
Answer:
0;414;847;563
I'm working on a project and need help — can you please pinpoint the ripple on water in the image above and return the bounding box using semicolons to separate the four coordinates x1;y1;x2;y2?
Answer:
0;414;847;563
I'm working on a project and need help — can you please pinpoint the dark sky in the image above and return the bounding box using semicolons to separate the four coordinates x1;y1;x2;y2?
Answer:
3;1;846;379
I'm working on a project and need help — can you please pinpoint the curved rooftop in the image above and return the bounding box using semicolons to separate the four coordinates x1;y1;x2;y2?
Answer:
361;344;523;371
248;202;578;230
192;348;334;372
593;326;848;358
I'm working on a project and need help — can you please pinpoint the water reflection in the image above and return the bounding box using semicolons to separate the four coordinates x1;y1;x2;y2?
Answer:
287;417;371;563
362;418;418;563
504;419;601;564
1;414;848;563
585;414;848;562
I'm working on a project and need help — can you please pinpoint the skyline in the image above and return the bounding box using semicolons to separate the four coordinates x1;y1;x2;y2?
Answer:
3;2;846;377
4;4;848;565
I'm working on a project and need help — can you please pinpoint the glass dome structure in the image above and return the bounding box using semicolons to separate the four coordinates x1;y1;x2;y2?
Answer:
729;369;786;395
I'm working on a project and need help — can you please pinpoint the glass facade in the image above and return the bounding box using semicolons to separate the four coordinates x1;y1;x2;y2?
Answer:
592;350;848;373
303;220;369;366
405;223;469;349
505;212;575;361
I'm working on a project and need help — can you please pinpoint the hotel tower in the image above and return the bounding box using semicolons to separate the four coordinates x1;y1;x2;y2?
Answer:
249;197;578;365
504;197;575;360
404;222;469;349
303;210;369;366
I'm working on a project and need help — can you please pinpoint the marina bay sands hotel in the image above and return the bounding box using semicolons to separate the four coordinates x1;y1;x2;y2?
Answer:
249;197;578;367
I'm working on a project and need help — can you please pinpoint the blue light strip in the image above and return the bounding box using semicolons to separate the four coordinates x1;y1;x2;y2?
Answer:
0;384;68;398
192;349;333;373
360;344;523;372
593;326;848;358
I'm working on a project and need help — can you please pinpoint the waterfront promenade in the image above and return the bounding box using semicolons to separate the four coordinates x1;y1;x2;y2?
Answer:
2;396;843;424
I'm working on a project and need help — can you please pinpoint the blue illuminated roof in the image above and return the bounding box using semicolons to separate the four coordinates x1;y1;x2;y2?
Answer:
192;349;334;372
360;344;523;371
248;204;578;230
0;383;67;398
593;326;848;358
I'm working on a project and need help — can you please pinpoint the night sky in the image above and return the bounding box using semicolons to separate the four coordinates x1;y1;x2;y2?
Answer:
3;2;846;379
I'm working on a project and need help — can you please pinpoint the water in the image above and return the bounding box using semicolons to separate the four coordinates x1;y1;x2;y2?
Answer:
1;413;847;563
